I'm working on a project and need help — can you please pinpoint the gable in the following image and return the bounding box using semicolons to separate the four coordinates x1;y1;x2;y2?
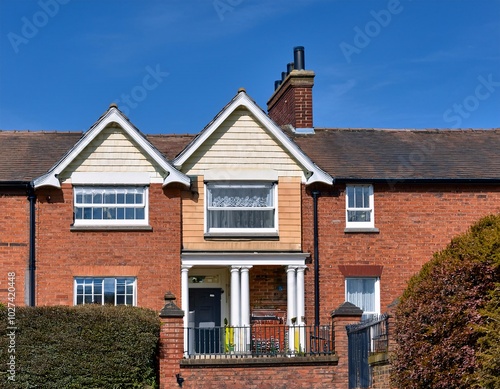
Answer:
59;125;165;183
33;107;190;188
181;108;305;177
174;90;332;185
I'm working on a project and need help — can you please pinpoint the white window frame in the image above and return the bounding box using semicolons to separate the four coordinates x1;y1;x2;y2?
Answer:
204;182;278;235
74;277;137;306
345;184;374;229
345;277;380;319
73;186;149;227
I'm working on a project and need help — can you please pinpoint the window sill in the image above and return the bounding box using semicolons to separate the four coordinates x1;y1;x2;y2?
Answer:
344;227;380;234
70;225;153;232
204;232;279;241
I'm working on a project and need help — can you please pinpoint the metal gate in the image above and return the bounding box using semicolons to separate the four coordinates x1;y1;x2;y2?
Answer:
346;314;389;389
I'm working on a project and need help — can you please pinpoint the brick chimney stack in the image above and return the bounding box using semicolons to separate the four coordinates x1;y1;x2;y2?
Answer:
267;46;315;133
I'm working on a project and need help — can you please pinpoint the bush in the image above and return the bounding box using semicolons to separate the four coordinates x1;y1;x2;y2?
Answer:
0;305;160;388
392;214;500;389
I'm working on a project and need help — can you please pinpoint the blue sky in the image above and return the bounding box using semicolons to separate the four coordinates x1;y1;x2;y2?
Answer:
0;0;499;134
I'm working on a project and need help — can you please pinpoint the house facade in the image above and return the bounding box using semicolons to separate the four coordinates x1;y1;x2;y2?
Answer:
1;47;499;388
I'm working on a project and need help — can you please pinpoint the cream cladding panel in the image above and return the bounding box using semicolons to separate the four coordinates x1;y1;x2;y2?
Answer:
61;126;164;181
182;108;307;178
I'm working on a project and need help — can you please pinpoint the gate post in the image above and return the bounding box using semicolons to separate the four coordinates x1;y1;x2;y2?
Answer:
159;291;185;389
331;302;363;388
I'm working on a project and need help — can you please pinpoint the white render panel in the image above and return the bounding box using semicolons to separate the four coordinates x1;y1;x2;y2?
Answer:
182;109;306;178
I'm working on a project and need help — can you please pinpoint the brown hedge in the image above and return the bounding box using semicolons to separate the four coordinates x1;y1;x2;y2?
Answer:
0;304;160;388
391;214;500;389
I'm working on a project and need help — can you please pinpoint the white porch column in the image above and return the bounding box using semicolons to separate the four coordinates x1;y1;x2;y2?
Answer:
240;266;252;351
286;266;297;325
287;266;298;353
240;266;252;327
230;266;241;327
181;265;192;356
296;265;307;353
296;266;306;325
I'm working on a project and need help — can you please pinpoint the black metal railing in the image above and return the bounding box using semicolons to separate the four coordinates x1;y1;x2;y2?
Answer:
185;324;334;358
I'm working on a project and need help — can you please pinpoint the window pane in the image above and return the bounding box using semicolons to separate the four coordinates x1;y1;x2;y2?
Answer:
117;208;125;219
363;188;370;208
348;210;371;222
135;193;143;204
125;208;134;219
104;193;116;204
83;193;92;204
135;208;145;220
93;208;102;220
126;295;133;305
75;208;82;219
346;278;376;313
83;208;92;219
76;295;83;304
76;193;83;204
117;193;125;204
209;186;272;208
355;187;363;207
209;209;274;229
93;193;102;204
347;186;354;208
125;193;135;204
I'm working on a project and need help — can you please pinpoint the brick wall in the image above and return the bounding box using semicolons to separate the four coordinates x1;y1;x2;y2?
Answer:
302;182;500;324
0;190;29;306
250;265;287;314
34;183;182;311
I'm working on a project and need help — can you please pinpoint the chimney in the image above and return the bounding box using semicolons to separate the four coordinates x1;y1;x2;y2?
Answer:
267;46;315;133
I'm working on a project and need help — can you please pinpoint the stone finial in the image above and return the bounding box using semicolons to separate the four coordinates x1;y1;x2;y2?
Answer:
159;291;184;318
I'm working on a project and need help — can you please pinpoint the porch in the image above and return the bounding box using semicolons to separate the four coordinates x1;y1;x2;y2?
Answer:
181;252;311;357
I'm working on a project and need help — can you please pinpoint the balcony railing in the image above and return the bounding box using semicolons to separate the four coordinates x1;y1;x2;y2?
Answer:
185;324;334;358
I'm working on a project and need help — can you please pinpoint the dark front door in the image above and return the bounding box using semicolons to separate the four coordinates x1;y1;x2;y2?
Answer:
189;288;222;353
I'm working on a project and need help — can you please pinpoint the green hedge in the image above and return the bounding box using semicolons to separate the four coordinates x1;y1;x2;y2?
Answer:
392;214;500;389
0;305;160;388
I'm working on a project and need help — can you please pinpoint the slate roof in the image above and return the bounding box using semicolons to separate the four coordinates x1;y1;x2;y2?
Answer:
1;128;499;183
288;128;500;181
0;131;83;182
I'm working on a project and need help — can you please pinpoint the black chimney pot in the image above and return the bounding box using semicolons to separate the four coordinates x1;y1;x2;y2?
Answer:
293;46;305;70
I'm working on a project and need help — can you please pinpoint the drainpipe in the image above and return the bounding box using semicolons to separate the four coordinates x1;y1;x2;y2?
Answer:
27;184;36;307
312;190;320;327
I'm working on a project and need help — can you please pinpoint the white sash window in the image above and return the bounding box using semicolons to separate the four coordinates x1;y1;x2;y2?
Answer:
346;184;374;228
206;183;277;235
74;277;136;306
74;186;148;226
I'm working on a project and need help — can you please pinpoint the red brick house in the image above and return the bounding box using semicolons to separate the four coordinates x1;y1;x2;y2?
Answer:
1;47;499;388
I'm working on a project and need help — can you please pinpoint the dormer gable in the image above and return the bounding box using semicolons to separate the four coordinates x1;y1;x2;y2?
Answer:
173;89;332;185
33;105;190;189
